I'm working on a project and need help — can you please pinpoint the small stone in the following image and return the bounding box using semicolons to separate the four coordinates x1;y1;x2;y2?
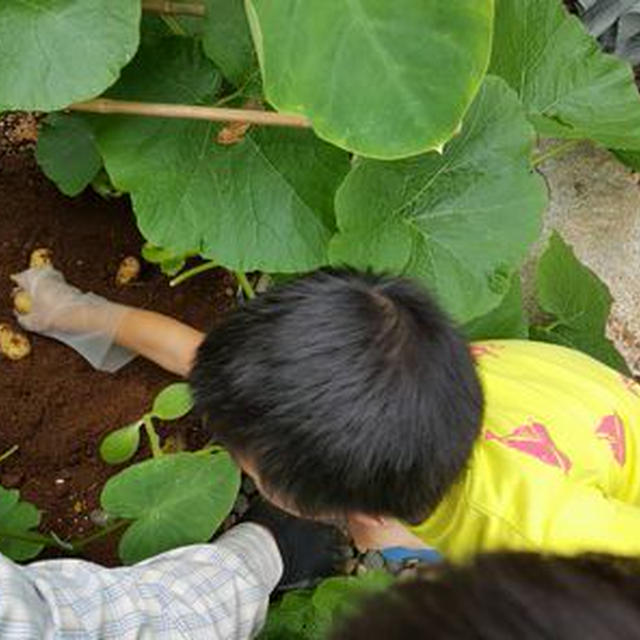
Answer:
241;475;257;495
254;274;272;294
233;494;250;517
90;509;111;527
362;551;385;571
0;471;24;488
344;558;358;575
224;287;234;297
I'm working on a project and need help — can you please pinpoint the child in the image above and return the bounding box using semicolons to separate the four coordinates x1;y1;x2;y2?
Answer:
332;552;640;639
13;267;640;561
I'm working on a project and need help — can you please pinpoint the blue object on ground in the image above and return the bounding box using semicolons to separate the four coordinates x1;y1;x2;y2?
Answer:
381;546;442;564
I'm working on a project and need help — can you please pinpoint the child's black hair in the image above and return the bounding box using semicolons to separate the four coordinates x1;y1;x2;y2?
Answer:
331;553;640;640
190;269;483;523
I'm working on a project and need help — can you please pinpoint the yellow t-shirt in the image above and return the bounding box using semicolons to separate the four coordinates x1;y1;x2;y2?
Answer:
409;340;640;563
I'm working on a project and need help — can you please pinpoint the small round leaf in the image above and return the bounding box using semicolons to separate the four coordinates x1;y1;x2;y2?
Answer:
152;383;194;420
99;422;142;465
0;487;43;561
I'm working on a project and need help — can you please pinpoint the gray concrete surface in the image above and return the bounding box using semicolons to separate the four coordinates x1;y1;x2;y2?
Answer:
524;141;640;375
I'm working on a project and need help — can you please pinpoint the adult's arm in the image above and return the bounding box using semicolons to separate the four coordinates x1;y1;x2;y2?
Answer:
0;523;282;639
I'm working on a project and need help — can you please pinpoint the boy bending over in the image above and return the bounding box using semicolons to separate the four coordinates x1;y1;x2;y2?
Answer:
14;267;640;561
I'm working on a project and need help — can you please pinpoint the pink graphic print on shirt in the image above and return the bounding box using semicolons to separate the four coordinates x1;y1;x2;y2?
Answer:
470;344;505;361
620;374;640;399
485;422;572;474
595;414;626;467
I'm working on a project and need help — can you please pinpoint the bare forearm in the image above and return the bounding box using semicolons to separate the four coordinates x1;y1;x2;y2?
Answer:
116;308;205;377
13;267;205;376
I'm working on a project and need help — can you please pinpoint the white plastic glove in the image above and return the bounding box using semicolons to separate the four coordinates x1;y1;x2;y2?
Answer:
11;267;136;372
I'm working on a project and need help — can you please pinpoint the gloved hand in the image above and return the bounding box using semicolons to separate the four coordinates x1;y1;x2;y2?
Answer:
11;267;136;372
242;498;350;591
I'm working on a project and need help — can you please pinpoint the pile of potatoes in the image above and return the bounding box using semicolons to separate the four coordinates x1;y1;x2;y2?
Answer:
1;248;52;361
2;249;141;362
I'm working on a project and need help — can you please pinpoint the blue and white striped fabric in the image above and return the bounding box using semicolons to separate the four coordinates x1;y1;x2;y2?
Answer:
0;523;282;640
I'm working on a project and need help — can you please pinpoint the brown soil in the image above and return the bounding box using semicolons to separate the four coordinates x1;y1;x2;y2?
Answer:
0;133;236;565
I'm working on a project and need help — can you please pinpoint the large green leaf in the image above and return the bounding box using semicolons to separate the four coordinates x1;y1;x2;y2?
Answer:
35;114;102;197
101;452;240;565
330;76;547;323
463;275;528;340
0;487;43;561
612;148;640;170
489;0;640;150
94;37;350;272
532;232;629;373
258;571;393;640
103;37;221;105
203;0;257;86
246;0;494;159
0;0;140;111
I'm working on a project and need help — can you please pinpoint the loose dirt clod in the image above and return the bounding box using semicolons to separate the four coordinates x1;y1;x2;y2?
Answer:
115;256;140;286
0;323;31;360
30;247;53;269
12;289;32;314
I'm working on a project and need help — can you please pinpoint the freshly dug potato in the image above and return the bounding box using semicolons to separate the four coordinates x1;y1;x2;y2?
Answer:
12;289;32;315
115;256;140;286
0;324;31;360
216;120;251;145
30;247;53;269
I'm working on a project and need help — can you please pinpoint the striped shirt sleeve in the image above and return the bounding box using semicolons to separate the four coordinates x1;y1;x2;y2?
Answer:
0;523;282;639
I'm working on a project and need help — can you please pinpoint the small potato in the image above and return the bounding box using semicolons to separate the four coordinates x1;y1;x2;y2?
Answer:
115;256;141;286
30;247;53;269
12;289;32;315
216;121;251;146
0;324;31;361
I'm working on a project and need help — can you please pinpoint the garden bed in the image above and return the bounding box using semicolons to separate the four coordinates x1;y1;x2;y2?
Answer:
0;130;235;565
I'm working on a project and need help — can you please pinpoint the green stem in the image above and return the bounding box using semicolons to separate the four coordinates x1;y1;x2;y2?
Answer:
194;444;224;456
531;139;582;167
0;519;129;555
170;260;218;287
235;272;256;299
214;70;261;108
0;445;19;464
73;519;129;550
143;414;163;458
161;14;187;36
215;88;246;108
0;529;64;549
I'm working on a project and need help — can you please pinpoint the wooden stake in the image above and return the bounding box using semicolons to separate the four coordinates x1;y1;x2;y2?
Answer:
141;1;206;17
68;99;311;129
